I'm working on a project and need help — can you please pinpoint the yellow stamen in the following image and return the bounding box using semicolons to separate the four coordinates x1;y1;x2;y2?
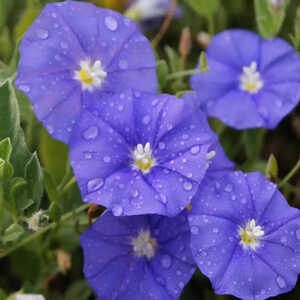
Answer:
80;69;94;85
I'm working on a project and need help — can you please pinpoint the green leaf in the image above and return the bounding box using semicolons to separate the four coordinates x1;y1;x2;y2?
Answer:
24;152;44;211
0;138;12;161
165;46;180;73
49;201;61;223
0;0;13;32
44;169;59;203
199;52;209;73
156;59;169;90
65;280;93;300
0;83;31;177
254;0;289;38
14;0;41;41
1;223;24;244
39;127;69;184
185;0;219;17
9;177;30;212
265;154;279;182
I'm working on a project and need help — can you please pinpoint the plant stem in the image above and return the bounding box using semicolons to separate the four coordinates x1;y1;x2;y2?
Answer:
278;157;300;188
166;69;200;81
0;203;89;259
61;176;77;195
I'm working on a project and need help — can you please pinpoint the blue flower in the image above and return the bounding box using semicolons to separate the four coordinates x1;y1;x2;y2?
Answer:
125;0;181;23
190;29;300;129
69;90;217;217
80;210;196;300
189;171;300;300
15;1;157;143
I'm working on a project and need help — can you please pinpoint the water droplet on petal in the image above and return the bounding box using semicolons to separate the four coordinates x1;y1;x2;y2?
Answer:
191;226;199;235
36;28;49;39
105;16;118;31
112;205;123;216
103;156;111;163
224;184;233;192
83;126;98;140
87;178;104;192
276;276;286;289
60;41;69;49
158;142;166;150
142;115;151;125
190;146;200;155
183;182;193;191
19;85;30;93
119;60;128;70
296;229;300;240
161;254;172;269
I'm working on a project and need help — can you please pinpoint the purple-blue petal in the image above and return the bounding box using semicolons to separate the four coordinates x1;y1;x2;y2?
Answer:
15;1;157;144
70;91;215;216
80;211;196;300
189;171;300;300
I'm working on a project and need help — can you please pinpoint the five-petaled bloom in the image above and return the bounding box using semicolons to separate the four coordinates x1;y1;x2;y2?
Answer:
80;210;196;300
69;90;217;217
190;29;300;129
15;0;157;143
188;171;300;300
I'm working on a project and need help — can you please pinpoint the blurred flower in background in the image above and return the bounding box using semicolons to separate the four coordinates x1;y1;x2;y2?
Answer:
125;0;181;24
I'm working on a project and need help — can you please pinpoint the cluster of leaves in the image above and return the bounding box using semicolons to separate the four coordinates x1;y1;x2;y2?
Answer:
0;0;299;300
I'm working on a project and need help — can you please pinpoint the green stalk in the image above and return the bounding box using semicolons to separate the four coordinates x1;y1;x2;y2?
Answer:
278;158;300;188
0;203;89;259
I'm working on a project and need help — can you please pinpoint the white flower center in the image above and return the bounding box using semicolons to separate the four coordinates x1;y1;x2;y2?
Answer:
239;219;264;251
131;229;157;260
240;61;263;94
74;59;107;92
126;0;170;21
132;142;156;174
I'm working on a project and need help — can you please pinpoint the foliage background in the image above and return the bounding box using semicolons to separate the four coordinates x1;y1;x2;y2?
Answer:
0;0;300;299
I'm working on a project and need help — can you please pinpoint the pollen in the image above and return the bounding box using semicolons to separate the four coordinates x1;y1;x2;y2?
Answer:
132;142;156;174
74;59;107;92
239;219;264;251
240;61;263;94
131;229;157;260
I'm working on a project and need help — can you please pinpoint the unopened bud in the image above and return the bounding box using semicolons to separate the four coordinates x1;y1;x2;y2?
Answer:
199;52;209;73
179;27;192;58
57;249;72;274
197;31;211;49
269;0;286;12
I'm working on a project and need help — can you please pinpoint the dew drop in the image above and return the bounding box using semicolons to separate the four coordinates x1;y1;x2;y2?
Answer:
152;98;159;106
190;226;199;235
36;28;49;39
105;16;118;31
103;156;111;163
161;254;172;269
224;184;233;192
19;85;30;93
83;126;98;140
276;276;286;289
87;178;104;192
158;142;166;150
112;205;123;216
296;229;300;240
142;115;151;125
119;60;128;70
190;145;200;155
60;41;69;49
183;182;193;191
84;152;92;160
